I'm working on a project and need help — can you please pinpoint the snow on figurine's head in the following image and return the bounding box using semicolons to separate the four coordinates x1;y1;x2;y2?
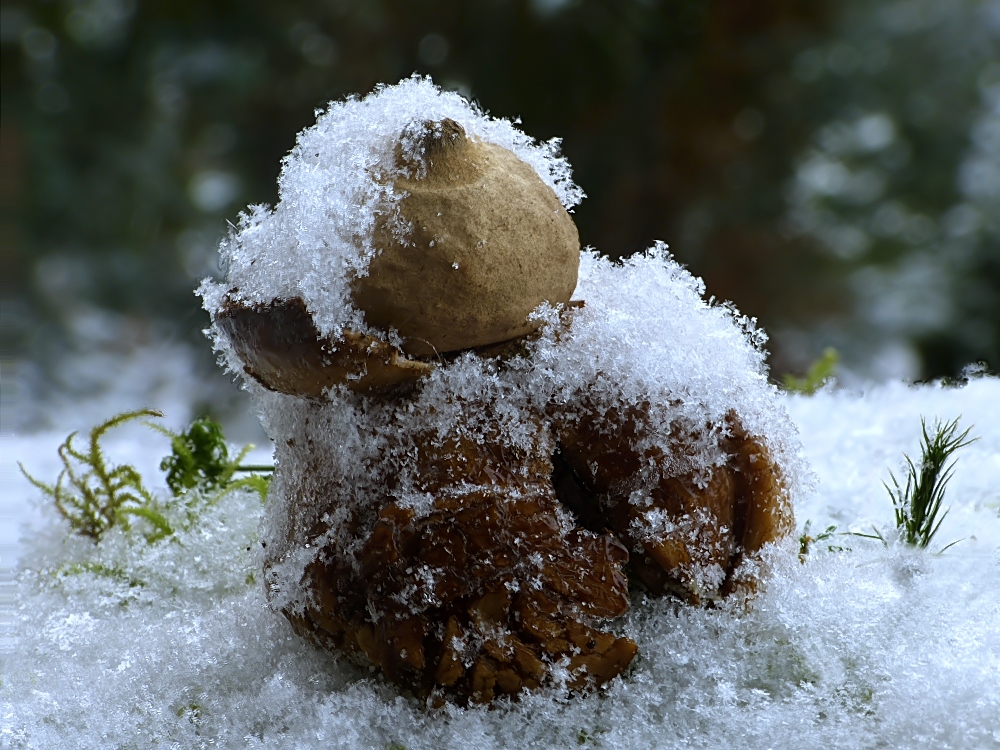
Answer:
199;76;584;395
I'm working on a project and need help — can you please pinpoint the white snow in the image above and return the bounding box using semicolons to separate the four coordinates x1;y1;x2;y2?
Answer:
3;375;998;749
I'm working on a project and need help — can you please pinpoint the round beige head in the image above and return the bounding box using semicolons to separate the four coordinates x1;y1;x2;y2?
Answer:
352;119;581;357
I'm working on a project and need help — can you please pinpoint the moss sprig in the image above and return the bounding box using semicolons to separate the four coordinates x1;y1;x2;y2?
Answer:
783;347;839;395
20;411;273;544
798;520;847;561
19;409;173;543
151;415;271;499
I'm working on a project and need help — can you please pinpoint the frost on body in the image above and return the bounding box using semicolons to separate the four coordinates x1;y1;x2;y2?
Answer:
199;77;801;705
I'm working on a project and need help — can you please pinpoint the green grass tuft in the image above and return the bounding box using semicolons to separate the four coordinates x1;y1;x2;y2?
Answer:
885;417;976;550
853;417;977;551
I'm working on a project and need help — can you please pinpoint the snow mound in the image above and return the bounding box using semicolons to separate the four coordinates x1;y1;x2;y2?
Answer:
4;379;999;748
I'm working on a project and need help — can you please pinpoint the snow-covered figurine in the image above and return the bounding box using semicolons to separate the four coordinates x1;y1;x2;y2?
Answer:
200;78;801;705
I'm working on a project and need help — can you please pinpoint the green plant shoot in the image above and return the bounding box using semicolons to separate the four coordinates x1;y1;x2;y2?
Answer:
854;417;977;551
783;347;839;395
885;417;976;550
19;409;173;543
150;415;272;500
798;520;841;561
160;416;233;494
20;411;273;545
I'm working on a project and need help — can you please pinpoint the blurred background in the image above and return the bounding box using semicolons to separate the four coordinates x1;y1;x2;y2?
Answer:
2;0;998;432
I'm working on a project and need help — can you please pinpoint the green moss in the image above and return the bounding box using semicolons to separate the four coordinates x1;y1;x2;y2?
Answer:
798;520;846;560
20;410;272;545
19;409;172;543
886;417;976;550
150;415;272;501
783;348;839;395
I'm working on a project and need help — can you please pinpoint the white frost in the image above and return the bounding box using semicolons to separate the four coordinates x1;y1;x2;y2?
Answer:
4;378;999;749
7;76;998;748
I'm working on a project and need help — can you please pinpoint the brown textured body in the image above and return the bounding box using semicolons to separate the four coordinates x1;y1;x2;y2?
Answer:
275;414;639;705
218;118;792;704
553;404;792;604
253;377;791;704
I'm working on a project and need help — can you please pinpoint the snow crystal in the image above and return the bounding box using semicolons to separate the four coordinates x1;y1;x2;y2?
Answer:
7;78;997;748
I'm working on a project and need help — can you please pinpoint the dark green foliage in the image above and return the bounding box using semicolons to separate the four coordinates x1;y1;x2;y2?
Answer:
19;409;173;543
158;416;235;495
783;348;839;395
576;727;607;745
885;418;976;550
153;415;273;500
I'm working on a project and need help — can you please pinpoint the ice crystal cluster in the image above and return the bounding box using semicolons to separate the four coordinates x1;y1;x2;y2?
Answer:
7;77;997;746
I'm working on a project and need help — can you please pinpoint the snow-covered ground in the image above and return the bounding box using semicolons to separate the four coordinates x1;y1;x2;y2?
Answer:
2;375;998;749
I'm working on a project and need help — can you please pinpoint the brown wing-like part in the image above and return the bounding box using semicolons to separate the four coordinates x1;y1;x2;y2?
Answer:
554;402;793;605
216;296;434;397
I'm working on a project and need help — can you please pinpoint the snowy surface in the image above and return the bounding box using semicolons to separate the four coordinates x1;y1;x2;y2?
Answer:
3;376;999;749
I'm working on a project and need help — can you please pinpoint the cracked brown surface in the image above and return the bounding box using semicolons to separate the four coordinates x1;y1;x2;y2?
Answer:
553;404;793;605
268;400;790;705
276;418;637;704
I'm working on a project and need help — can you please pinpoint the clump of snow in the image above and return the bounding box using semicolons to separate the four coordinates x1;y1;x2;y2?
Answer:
4;378;999;748
527;244;793;476
198;75;583;340
11;77;992;747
